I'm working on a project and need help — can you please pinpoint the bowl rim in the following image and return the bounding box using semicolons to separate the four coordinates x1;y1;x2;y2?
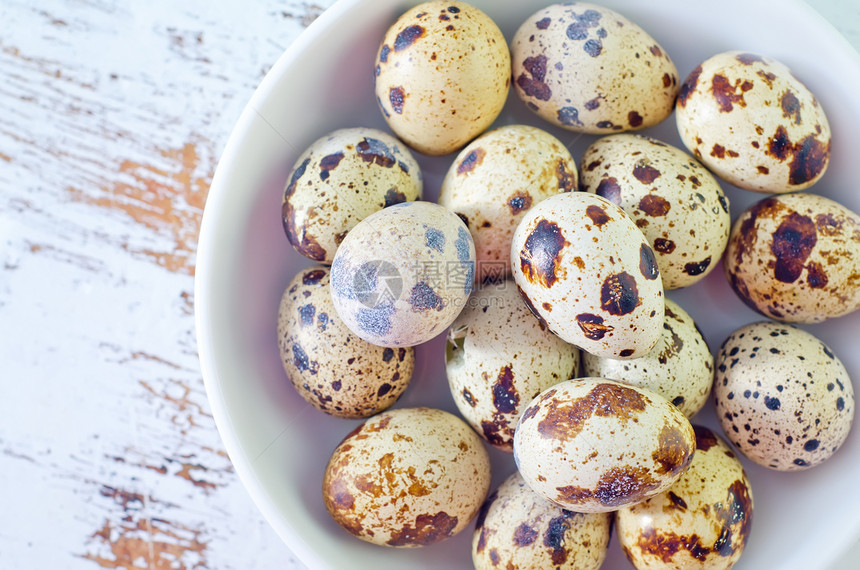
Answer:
194;0;369;564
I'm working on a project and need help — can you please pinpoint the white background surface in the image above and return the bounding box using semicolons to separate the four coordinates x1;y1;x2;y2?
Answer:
0;0;858;568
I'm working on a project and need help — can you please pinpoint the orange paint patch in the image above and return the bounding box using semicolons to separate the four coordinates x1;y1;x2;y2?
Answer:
84;518;207;570
174;459;219;492
67;141;212;275
84;485;208;569
139;379;212;435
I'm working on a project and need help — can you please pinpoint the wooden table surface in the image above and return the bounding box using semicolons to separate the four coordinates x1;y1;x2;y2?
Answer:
1;1;858;569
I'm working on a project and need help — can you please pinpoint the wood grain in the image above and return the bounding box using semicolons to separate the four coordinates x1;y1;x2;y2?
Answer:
0;1;333;568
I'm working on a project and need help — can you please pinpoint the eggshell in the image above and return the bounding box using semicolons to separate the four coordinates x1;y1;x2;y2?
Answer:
511;2;678;133
472;470;611;569
511;191;664;359
330;201;475;347
322;407;491;547
724;192;860;323
277;265;414;418
713;321;854;471
582;298;713;419
446;279;580;451
580;134;730;289
374;0;510;155
282;127;422;263
438;124;578;282
616;425;754;569
676;51;831;193
513;377;695;513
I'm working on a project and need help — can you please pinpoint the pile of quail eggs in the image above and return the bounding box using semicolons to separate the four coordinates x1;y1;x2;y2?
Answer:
275;1;858;568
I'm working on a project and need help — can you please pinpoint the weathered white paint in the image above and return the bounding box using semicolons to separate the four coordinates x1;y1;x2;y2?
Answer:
0;0;857;569
0;1;334;568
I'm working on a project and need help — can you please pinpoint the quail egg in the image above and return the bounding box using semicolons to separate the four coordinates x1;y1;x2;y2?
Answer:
473;470;611;569
616;425;754;569
511;191;664;359
514;377;695;513
439;124;578;283
282;127;422;263
330;201;475;347
322;407;491;547
580;133;730;289
446;279;580;451
374;0;510;155
676;51;830;193
582;298;713;419
714;321;854;471
724;192;860;323
511;2;678;133
277;265;414;418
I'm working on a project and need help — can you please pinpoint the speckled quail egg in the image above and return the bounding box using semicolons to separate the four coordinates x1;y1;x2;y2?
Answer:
473;470;611;569
330;201;475;347
446;279;580;451
277;265;414;418
676;51;831;193
511;191;664;359
582;298;712;419
580;134;730;289
511;3;678;133
514;378;695;513
374;1;510;155
438;125;578;283
617;425;754;569
282;128;422;263
714;321;854;471
724;192;860;323
322;407;491;547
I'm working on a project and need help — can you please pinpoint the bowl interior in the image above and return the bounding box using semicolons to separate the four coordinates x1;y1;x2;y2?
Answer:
195;1;860;568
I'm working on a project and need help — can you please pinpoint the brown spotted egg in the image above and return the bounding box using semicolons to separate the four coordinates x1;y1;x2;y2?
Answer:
580;134;731;289
374;1;510;155
676;51;831;193
510;191;664;359
511;3;678;133
714;321;854;471
282;128;422;263
277;265;414;419
616;426;754;569
472;471;611;569
330;201;475;347
724;192;860;323
439;125;578;283
446;279;580;452
322;407;491;547
582;298;713;419
513;378;695;513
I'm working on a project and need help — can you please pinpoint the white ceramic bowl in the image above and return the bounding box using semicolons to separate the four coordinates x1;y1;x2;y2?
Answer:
195;1;860;568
